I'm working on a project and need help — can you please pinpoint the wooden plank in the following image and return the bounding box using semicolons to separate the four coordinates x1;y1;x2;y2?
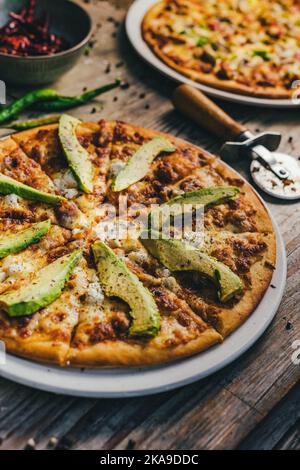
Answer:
275;420;300;449
114;383;262;450
0;0;299;450
238;381;300;449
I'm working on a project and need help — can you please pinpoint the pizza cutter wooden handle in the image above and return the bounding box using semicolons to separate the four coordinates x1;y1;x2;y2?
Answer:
172;84;247;141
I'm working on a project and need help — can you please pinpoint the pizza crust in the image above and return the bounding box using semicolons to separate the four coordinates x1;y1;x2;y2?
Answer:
0;336;69;365
68;327;222;367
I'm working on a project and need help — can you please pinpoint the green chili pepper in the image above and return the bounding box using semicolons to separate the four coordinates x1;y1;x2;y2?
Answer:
5;115;61;130
0;89;59;124
0;79;120;125
33;79;121;111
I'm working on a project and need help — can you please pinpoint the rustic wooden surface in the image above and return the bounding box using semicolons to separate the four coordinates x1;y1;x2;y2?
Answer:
0;0;300;450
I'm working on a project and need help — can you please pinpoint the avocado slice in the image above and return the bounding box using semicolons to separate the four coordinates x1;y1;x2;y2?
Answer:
0;219;51;259
141;231;243;302
0;173;65;205
149;186;240;228
59;114;94;193
92;241;160;337
112;137;176;192
0;249;82;317
166;186;239;207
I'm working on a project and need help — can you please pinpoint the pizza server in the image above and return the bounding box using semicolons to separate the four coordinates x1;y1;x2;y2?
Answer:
172;84;300;200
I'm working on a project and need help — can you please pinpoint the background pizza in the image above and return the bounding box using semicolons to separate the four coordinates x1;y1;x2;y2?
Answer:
142;0;300;98
0;118;276;367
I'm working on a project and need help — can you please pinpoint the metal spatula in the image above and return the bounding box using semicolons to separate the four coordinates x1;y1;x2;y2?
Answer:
172;84;300;200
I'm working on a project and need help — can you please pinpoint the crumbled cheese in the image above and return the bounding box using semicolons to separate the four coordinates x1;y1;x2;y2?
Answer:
171;188;185;197
72;228;83;236
71;267;88;296
86;281;104;305
183;231;205;248
161;276;178;292
1;258;35;278
0;270;7;282
54;169;78;190
74;211;89;230
53;170;78;199
92;218;130;241
156;267;171;278
109;159;126;177
128;250;149;264
4;193;21;208
6;263;24;275
64;188;79;200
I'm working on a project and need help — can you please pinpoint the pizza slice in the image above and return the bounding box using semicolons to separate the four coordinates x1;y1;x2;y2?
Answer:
68;238;221;366
106;122;272;236
151;231;276;337
0;137;61;222
0;222;85;364
12;120;116;212
109;228;275;338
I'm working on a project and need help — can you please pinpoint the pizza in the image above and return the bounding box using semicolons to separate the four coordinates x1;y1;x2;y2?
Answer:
142;0;300;98
0;118;276;367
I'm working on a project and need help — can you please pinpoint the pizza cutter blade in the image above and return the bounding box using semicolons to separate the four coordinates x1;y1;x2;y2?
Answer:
250;152;300;200
172;84;300;200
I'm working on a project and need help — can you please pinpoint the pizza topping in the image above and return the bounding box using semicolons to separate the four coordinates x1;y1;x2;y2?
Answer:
0;219;50;259
150;186;239;230
92;241;160;337
86;277;105;306
112;137;176;192
55;199;89;230
141;231;243;302
59;115;94;194
108;159;127;179
0;259;35;283
0;172;65;205
53;169;79;200
3;193;21;208
0;249;82;317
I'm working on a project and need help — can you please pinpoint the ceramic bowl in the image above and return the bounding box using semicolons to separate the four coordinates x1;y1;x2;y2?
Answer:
0;0;92;85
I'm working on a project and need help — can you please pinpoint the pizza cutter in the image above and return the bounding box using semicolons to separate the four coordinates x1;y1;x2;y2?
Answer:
172;84;300;200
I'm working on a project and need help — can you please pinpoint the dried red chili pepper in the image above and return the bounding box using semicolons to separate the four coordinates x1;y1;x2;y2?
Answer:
0;0;69;57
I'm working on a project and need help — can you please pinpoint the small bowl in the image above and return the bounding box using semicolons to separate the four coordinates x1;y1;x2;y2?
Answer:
0;0;92;86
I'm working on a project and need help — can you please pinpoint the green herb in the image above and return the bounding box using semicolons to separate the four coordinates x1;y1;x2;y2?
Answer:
253;50;270;61
197;36;209;47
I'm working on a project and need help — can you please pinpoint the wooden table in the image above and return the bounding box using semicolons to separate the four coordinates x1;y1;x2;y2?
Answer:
0;0;299;450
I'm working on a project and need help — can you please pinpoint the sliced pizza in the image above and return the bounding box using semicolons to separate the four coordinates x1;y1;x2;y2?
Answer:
0;119;276;367
142;0;300;98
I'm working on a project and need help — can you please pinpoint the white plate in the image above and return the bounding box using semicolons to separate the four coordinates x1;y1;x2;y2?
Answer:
126;0;300;109
0;210;285;397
